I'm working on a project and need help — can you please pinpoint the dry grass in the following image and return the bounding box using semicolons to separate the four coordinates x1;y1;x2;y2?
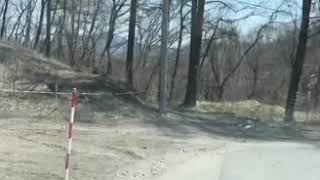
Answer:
195;100;320;122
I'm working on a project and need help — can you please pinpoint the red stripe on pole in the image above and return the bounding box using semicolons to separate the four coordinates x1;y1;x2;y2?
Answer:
70;88;77;107
68;123;73;138
65;153;70;169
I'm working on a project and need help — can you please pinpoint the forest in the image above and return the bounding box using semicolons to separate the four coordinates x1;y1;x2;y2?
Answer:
0;0;318;122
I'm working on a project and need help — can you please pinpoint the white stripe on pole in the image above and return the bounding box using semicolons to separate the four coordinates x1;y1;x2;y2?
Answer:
65;169;69;180
65;88;77;180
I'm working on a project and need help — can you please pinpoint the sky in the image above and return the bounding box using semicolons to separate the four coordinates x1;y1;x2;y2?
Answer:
220;0;302;34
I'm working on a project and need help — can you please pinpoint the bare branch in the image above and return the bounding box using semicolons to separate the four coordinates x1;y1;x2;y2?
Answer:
220;5;283;88
205;1;236;12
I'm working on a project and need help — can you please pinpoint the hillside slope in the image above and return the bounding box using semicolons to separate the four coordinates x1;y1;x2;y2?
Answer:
0;42;145;120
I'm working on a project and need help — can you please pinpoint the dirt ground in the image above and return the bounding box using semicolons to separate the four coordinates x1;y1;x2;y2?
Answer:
1;90;320;180
0;91;227;180
0;118;222;180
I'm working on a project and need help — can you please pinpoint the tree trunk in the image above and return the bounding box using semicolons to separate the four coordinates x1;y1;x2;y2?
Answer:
90;37;97;73
144;63;159;98
199;20;220;72
183;0;205;107
216;86;224;101
50;0;58;25
57;0;67;58
68;0;76;66
1;0;9;39
18;18;29;43
34;0;46;49
24;0;33;47
248;68;258;99
284;0;312;122
14;21;21;41
169;0;184;100
102;4;116;76
126;0;137;88
159;0;170;113
106;49;112;75
0;2;6;17
80;0;101;62
45;0;51;57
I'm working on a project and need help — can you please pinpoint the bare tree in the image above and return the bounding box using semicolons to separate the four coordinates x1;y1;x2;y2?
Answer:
24;0;37;47
183;0;205;106
1;0;9;38
205;8;280;101
34;0;46;49
135;7;161;71
8;2;29;41
284;0;312;122
67;0;79;66
45;0;51;57
50;0;59;25
246;45;261;99
80;0;103;62
57;0;67;58
101;0;127;76
169;0;186;99
126;0;138;88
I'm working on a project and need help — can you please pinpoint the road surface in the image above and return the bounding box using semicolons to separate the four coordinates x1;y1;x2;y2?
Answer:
154;142;320;180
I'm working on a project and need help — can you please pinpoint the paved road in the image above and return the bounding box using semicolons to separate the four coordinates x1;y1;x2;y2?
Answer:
154;142;320;180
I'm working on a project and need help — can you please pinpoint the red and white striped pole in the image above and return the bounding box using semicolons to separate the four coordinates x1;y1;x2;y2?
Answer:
65;88;77;180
